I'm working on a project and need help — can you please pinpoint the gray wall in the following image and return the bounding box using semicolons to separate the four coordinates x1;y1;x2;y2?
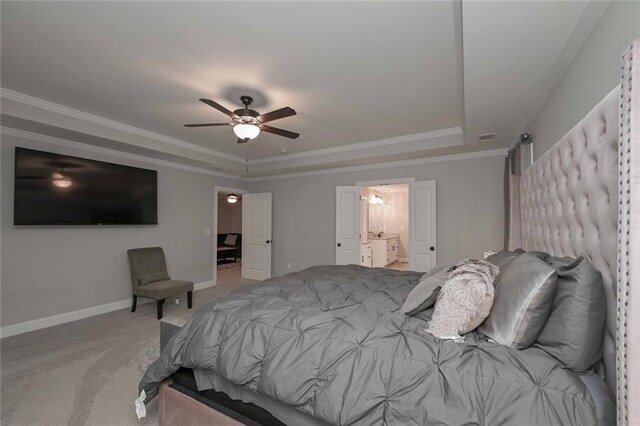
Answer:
1;135;245;327
218;196;242;234
248;154;505;276
530;1;640;159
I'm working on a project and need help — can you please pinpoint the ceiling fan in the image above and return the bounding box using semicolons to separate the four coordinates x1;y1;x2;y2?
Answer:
185;96;299;143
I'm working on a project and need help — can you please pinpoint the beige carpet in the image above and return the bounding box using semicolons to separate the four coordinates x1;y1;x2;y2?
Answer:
0;269;257;426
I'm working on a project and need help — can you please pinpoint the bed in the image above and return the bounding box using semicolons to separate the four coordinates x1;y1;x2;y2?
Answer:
139;40;640;425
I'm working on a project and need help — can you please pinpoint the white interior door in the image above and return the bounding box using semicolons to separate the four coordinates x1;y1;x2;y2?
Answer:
335;186;361;265
242;193;272;280
410;180;437;272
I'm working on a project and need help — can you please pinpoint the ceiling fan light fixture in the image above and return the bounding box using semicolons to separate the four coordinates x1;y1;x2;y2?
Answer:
233;123;260;140
370;194;383;205
186;96;298;142
227;193;239;204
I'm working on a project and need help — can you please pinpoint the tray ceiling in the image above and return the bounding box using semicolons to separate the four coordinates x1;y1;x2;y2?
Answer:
0;1;606;177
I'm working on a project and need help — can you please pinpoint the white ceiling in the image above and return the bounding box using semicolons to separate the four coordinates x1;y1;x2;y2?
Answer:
462;0;604;146
0;1;462;159
0;1;608;178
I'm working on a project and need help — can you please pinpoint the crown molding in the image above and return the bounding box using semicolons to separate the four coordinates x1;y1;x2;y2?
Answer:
0;88;247;165
2;125;507;183
249;127;463;165
1;88;467;175
0;126;247;181
247;127;464;174
1;89;501;179
246;148;508;182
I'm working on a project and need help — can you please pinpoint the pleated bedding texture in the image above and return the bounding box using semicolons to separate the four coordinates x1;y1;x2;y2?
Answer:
140;264;601;426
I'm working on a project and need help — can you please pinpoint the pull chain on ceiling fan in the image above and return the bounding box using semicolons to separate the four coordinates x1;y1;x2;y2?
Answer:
185;96;299;144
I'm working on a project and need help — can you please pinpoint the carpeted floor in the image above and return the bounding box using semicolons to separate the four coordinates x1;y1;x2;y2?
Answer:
387;261;409;271
0;268;258;426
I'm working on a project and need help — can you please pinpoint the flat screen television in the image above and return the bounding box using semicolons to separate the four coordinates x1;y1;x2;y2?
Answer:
14;147;158;225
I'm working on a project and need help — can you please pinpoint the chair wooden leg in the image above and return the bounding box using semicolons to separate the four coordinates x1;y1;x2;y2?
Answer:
187;291;193;309
131;296;137;312
157;300;164;320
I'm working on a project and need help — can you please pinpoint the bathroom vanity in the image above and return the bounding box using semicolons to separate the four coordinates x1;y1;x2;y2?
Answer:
370;234;399;267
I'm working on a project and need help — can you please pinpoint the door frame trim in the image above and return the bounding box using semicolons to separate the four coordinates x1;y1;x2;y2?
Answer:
213;186;249;287
355;177;416;187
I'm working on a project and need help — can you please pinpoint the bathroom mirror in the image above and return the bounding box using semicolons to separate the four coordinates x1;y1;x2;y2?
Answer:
368;200;383;234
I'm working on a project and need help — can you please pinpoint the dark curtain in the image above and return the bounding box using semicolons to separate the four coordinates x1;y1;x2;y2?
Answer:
504;144;522;249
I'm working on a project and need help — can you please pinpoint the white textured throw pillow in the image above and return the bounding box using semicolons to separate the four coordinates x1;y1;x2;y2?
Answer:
426;259;499;339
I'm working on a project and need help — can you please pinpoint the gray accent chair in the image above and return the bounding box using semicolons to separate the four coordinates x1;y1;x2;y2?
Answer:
127;247;193;319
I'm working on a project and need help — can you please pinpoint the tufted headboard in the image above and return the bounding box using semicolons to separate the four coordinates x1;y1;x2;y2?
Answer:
519;86;620;395
515;40;640;425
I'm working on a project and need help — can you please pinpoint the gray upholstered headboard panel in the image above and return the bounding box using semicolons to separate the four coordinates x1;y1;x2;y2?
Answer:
520;86;620;394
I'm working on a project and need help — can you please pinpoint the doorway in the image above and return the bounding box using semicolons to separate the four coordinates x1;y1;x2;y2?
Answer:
361;183;409;271
335;179;437;273
214;186;247;286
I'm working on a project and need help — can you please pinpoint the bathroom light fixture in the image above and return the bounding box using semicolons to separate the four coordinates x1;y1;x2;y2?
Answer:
51;172;72;188
370;194;383;205
227;193;239;204
233;123;260;140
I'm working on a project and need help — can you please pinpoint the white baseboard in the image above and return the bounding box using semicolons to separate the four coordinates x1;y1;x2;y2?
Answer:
0;280;216;339
194;280;215;291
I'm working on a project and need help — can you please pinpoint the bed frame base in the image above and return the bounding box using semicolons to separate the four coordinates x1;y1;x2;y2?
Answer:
159;383;243;426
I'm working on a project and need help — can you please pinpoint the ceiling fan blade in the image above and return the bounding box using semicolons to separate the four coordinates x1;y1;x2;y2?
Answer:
237;137;251;144
199;98;238;118
258;107;296;123
260;125;300;139
184;123;231;127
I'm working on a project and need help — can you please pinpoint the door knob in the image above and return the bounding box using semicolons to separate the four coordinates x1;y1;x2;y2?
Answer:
266;240;271;244
337;243;342;247
430;246;435;251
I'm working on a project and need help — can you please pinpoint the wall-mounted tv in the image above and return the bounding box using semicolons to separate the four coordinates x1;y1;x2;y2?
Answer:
14;147;158;225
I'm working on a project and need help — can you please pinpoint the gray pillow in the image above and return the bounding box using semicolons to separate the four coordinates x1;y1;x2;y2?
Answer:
486;249;524;270
139;271;170;286
401;264;451;315
534;255;605;372
479;253;558;349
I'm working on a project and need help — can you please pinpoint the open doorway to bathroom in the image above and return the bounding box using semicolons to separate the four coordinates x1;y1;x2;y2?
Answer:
360;184;409;271
214;187;245;285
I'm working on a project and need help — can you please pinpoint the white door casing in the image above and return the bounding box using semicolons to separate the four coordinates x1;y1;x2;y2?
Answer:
409;180;437;272
242;192;272;280
335;186;361;265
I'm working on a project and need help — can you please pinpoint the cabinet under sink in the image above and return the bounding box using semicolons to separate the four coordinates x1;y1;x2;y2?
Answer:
370;236;399;267
360;241;372;267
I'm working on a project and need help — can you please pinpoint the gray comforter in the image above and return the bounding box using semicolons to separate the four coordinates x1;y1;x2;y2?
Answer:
140;265;599;425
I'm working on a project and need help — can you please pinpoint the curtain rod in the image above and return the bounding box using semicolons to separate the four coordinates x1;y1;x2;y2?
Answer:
517;133;534;169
